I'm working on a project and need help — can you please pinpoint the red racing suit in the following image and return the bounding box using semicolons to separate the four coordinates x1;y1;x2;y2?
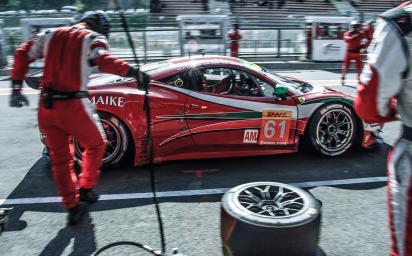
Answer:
11;24;131;209
342;30;364;80
227;29;242;58
362;25;374;49
355;4;412;255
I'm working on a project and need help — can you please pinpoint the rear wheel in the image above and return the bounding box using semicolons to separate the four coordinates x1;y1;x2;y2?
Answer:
73;112;130;169
305;103;357;156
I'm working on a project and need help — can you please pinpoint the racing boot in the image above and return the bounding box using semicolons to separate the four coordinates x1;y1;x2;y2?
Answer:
79;188;99;204
67;202;88;226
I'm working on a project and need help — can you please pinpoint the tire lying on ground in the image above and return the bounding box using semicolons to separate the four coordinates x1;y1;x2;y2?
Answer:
221;182;322;256
73;111;131;169
305;102;358;156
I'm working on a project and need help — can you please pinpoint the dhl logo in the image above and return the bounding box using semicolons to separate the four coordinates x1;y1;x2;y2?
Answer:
263;110;292;119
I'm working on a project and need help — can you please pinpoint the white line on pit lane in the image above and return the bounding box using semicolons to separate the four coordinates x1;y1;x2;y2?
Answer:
0;176;387;206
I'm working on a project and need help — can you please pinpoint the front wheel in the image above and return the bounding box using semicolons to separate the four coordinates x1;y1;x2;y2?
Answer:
305;103;357;156
73;112;130;169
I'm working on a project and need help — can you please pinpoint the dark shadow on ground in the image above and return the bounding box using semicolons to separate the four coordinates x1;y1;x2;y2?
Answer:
38;213;96;256
1;142;389;255
6;143;390;200
2;142;390;235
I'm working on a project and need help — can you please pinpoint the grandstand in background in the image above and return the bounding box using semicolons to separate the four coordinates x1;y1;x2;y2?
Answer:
0;0;400;62
146;0;398;29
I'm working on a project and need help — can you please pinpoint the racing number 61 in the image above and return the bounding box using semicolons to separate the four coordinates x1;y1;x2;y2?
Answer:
259;110;292;145
264;120;287;139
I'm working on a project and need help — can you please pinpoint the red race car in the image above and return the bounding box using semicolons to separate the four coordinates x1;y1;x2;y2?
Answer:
71;55;380;168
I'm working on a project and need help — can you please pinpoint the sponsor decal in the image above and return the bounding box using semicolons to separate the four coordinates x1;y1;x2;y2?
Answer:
321;103;350;114
259;109;292;145
298;96;306;104
262;110;292;119
326;104;343;110
174;78;184;87
322;43;341;55
243;129;259;143
89;96;125;107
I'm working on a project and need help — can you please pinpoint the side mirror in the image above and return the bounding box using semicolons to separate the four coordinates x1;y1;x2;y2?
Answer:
273;84;289;96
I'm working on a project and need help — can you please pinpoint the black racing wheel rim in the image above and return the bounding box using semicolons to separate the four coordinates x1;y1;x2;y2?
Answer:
315;108;354;153
236;184;306;218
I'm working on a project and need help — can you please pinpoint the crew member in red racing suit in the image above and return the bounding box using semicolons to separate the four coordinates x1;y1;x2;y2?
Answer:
227;23;242;58
341;20;364;85
9;11;150;225
355;3;412;255
362;21;374;49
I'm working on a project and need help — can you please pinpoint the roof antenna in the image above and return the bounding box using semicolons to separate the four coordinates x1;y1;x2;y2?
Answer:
186;31;191;59
188;44;191;59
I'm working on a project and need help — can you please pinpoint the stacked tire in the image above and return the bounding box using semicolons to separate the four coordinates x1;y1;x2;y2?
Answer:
221;182;322;256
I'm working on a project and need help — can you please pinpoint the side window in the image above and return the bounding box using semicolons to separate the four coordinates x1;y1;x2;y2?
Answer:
229;69;263;97
202;67;232;86
199;67;265;97
256;77;275;97
159;73;187;89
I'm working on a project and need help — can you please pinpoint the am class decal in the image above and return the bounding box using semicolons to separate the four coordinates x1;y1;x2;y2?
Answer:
89;95;125;107
243;129;259;144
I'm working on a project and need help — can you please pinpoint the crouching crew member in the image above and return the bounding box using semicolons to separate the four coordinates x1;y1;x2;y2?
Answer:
10;11;150;225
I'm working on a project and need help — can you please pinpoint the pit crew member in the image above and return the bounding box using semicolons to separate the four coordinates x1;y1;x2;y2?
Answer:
10;11;150;225
355;3;412;255
341;20;364;85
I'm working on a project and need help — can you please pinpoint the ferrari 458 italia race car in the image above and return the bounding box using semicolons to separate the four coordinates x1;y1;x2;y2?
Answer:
71;55;380;168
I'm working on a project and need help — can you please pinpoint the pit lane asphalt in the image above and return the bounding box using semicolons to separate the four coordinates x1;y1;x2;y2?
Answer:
0;70;399;256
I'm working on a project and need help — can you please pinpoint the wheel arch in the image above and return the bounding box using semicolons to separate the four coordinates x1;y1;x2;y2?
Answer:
302;100;362;139
300;100;363;153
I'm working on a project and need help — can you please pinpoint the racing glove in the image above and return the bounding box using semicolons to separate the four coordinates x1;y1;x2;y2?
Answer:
10;80;29;108
127;66;151;91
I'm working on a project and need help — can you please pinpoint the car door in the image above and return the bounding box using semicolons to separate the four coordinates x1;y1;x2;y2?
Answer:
150;73;195;160
184;67;298;155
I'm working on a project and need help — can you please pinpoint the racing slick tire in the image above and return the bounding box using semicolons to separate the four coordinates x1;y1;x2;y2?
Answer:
305;102;357;156
221;182;322;256
73;111;131;169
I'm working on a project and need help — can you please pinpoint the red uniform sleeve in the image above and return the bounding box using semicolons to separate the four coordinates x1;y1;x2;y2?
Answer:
355;19;406;124
94;53;130;77
89;36;130;77
11;40;37;81
355;64;398;123
344;31;357;42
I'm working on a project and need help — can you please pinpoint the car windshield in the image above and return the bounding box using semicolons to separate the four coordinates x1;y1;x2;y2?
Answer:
262;71;313;93
240;59;313;93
